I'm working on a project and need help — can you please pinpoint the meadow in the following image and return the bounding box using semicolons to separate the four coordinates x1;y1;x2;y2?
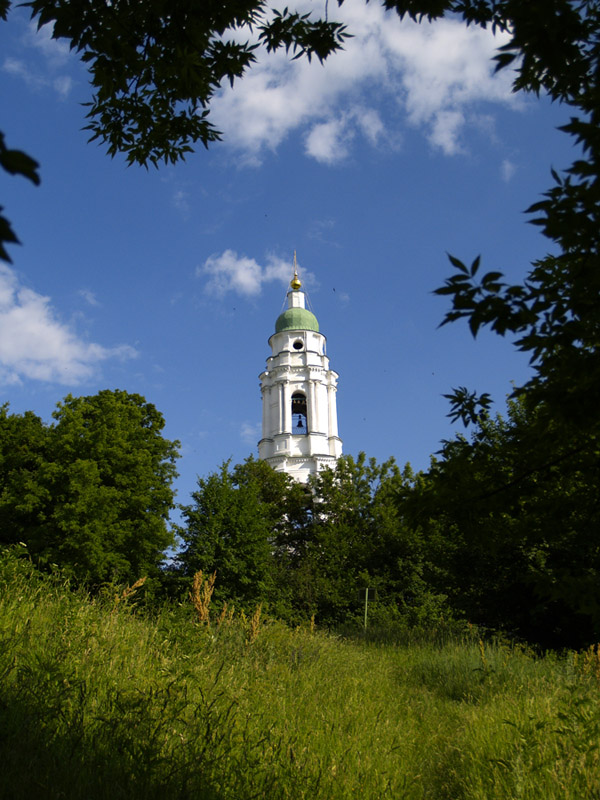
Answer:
1;551;599;799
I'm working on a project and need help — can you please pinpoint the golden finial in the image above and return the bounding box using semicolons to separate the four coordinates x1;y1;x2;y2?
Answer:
290;250;302;290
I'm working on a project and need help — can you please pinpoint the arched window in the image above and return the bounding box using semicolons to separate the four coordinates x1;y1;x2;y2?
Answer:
291;391;308;434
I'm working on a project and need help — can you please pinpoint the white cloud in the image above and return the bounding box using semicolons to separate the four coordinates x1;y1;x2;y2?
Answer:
201;251;263;297
78;289;100;307
3;57;39;86
501;158;517;182
211;0;519;163
2;54;73;99
357;108;386;146
240;421;261;445
26;21;71;65
172;189;191;218
199;250;315;298
429;110;466;155
304;106;388;164
53;75;73;99
2;20;75;99
305;118;353;164
0;266;136;386
307;218;338;245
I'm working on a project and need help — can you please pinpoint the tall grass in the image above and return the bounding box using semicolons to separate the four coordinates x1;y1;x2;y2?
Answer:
1;549;599;799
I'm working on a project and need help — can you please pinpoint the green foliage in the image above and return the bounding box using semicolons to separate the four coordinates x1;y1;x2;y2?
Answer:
176;434;600;649
1;0;596;305
177;453;449;628
443;384;493;427
2;551;600;800
2;0;348;259
1;0;598;650
424;0;600;430
0;130;40;262
24;0;349;168
0;404;52;544
406;399;600;648
386;0;600;651
0;390;179;587
389;0;598;101
292;454;445;626
0;131;40;185
178;456;303;608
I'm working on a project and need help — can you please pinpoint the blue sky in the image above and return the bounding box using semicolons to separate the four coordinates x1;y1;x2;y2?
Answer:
0;2;576;509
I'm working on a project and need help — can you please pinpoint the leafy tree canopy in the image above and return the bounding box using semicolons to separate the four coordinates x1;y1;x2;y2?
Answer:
298;453;444;627
406;398;600;648
178;453;449;628
422;1;600;432
8;0;593;169
177;456;306;610
0;390;180;587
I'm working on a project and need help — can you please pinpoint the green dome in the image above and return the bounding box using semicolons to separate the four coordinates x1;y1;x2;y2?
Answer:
275;307;319;333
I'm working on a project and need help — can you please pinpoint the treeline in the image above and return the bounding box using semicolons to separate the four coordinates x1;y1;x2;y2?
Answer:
2;389;599;649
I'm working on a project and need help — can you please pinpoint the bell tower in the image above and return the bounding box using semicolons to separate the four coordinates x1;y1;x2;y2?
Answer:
258;258;342;483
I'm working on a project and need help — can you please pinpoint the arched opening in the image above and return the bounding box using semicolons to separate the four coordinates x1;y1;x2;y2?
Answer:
291;391;308;434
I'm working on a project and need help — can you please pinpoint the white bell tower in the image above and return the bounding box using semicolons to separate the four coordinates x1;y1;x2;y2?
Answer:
258;259;342;483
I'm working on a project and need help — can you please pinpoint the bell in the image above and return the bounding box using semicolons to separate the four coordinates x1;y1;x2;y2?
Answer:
297;415;303;428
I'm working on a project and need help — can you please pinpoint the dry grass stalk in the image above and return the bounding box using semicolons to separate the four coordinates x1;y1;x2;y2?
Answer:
112;576;147;613
478;638;488;672
216;602;228;628
582;643;600;685
247;603;262;646
310;614;316;635
216;602;235;629
189;570;217;625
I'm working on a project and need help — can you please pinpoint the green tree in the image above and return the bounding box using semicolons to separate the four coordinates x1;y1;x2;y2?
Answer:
407;400;600;648
418;0;600;432
177;453;452;628
283;454;443;628
0;404;50;543
0;390;180;586
178;456;304;609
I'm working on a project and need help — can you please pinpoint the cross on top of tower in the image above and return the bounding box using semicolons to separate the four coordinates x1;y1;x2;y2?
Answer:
290;250;302;291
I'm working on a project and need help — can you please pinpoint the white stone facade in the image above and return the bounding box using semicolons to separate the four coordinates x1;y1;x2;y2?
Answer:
258;285;342;483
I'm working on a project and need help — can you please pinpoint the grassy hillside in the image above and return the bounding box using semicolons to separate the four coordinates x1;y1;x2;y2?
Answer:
1;550;599;799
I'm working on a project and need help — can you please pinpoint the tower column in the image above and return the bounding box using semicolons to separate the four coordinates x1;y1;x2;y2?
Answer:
307;381;317;432
277;384;283;432
261;386;268;434
328;384;338;438
282;382;292;433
